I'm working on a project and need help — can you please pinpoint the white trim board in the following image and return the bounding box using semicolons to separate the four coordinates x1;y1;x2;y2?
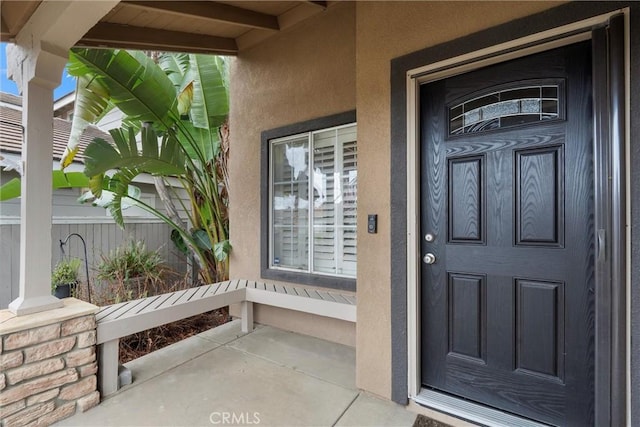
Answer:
0;217;165;225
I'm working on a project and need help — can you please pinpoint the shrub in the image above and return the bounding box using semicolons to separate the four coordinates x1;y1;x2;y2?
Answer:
96;241;165;296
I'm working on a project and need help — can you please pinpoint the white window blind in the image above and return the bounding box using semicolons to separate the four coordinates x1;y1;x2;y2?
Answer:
270;123;357;278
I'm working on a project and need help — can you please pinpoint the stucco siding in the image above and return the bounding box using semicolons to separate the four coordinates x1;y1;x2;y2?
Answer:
228;3;357;345
229;0;565;401
354;0;563;400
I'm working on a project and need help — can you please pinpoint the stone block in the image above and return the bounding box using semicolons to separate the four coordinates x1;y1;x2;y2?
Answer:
0;351;24;371
64;347;95;368
4;324;60;351
61;316;95;336
23;337;76;364
78;362;98;378
1;373;5;391
30;402;75;427
59;375;97;401
76;390;100;413
76;331;96;348
26;388;59;406
0;400;25;419
0;369;78;406
3;401;54;427
6;358;64;386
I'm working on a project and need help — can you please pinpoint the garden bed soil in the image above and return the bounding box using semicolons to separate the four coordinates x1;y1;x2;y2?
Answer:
119;307;230;363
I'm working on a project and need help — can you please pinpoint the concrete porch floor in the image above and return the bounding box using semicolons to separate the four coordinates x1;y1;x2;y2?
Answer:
58;320;418;427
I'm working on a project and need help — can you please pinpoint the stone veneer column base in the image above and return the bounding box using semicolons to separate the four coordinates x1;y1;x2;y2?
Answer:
0;298;100;427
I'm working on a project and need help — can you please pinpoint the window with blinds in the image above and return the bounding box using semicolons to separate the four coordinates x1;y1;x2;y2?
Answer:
269;123;357;278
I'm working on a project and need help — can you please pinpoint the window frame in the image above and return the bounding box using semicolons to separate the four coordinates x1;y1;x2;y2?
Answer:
261;111;357;291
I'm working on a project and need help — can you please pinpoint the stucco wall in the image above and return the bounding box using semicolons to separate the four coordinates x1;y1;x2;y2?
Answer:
354;0;562;400
228;2;357;345
229;0;563;401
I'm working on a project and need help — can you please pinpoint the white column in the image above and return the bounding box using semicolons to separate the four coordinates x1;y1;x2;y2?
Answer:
8;47;67;315
5;0;121;316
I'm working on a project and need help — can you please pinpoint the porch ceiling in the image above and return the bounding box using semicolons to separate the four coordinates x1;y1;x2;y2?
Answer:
0;0;329;55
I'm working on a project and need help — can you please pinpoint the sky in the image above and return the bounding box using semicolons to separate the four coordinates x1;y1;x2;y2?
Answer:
0;42;77;100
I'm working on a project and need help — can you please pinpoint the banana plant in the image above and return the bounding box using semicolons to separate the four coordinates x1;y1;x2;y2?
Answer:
83;126;223;281
63;48;231;283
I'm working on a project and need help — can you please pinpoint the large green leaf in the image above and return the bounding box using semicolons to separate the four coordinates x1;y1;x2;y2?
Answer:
90;169;147;228
170;229;189;255
68;49;178;130
187;54;228;129
176;121;221;162
158;53;228;129
0;171;90;201
64;49;180;168
103;170;137;227
216;56;229;88
83;127;187;227
214;239;232;262
120;117;142;138
61;74;113;167
78;183;141;207
158;53;191;92
192;229;212;250
84;128;186;178
51;170;91;189
0;178;21;201
158;53;192;116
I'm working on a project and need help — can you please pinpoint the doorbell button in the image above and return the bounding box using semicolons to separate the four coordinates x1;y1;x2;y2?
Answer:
367;214;377;234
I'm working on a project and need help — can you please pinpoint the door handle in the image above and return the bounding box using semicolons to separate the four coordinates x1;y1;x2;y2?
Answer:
423;253;436;265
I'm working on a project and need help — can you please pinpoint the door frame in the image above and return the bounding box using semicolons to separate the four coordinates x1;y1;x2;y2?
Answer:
396;7;631;426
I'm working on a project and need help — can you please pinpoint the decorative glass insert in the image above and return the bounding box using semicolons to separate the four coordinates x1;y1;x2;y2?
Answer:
449;85;560;135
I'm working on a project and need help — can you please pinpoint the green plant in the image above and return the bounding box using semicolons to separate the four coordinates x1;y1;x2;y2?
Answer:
61;48;231;283
52;258;81;288
96;241;165;285
0;170;90;201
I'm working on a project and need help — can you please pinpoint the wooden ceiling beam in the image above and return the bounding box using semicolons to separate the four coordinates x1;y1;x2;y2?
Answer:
1;0;42;42
0;15;11;41
78;23;238;55
306;1;328;9
122;1;280;31
237;2;327;51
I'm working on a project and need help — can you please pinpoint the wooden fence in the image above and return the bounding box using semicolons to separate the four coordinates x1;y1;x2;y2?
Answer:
0;221;187;308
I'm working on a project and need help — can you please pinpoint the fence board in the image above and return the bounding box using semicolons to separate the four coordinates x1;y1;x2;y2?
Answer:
0;226;14;305
11;225;19;302
0;221;186;308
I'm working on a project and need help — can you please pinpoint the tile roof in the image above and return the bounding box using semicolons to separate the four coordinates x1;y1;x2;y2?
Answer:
0;96;112;164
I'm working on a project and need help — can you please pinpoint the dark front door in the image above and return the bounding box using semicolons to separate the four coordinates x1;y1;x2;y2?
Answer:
420;42;594;426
